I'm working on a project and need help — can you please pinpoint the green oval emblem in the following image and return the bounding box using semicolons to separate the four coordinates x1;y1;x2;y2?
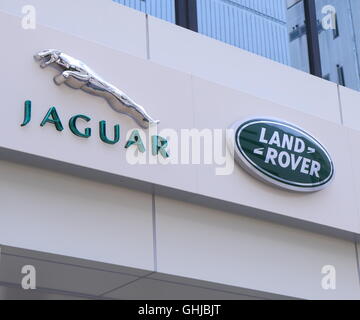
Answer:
230;119;335;192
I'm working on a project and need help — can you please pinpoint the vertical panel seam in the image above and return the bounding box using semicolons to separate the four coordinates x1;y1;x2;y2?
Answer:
337;85;344;125
152;185;158;272
354;242;360;287
146;14;151;60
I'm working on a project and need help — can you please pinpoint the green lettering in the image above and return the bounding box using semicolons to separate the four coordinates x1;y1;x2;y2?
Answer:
40;107;64;131
152;135;169;158
21;100;32;127
99;121;120;145
125;130;145;153
69;115;91;138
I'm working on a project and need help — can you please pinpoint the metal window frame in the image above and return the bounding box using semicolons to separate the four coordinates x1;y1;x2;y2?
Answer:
175;0;198;32
337;64;346;86
303;0;322;77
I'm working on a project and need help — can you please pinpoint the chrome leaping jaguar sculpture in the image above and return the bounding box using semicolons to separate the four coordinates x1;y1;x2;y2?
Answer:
34;49;159;129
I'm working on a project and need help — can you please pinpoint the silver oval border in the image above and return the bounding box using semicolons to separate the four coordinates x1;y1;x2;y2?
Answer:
228;118;335;193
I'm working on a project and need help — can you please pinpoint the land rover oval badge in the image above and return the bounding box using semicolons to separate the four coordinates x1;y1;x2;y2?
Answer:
229;119;334;192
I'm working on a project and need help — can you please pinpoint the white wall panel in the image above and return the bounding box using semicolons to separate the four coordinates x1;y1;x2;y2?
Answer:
0;12;358;235
339;86;360;130
155;196;360;299
191;76;360;234
0;0;148;59
0;160;154;270
0;12;197;194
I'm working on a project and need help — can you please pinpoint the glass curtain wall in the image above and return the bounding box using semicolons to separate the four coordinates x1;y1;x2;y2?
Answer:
113;0;360;92
196;0;291;66
113;0;310;74
287;0;310;73
113;0;175;23
315;0;360;91
196;0;310;72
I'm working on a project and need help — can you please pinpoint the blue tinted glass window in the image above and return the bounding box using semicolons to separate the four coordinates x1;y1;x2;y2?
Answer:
112;0;360;92
113;0;175;23
315;0;360;91
197;0;310;72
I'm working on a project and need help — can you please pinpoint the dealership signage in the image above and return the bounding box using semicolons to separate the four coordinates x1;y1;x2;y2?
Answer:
229;119;334;192
20;100;169;158
24;49;169;157
28;50;334;190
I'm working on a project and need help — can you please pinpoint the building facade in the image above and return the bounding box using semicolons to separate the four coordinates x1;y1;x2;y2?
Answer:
0;0;360;300
115;0;360;90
